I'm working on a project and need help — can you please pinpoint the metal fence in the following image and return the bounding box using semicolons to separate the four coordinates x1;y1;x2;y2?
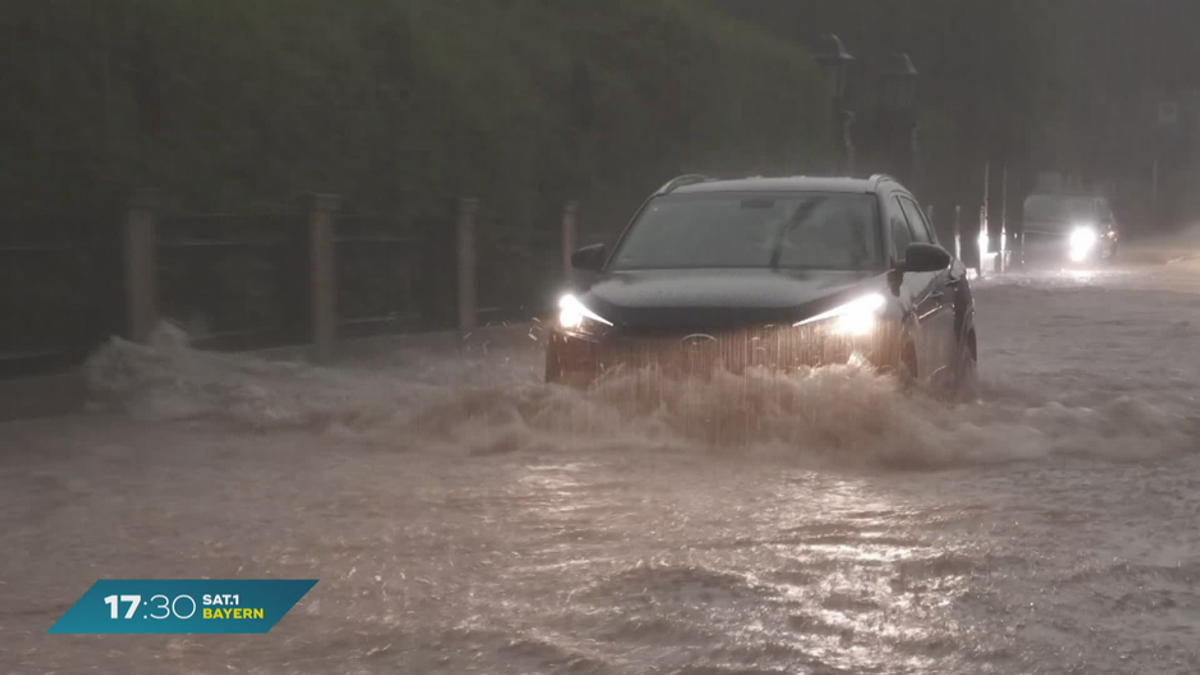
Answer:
157;212;308;351
155;209;466;349
476;212;565;324
1;194;610;380
334;212;457;339
0;214;122;378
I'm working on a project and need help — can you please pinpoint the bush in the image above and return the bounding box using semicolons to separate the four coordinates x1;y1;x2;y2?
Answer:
0;0;833;226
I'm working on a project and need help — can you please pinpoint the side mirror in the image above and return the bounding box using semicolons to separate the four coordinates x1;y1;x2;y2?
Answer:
902;242;952;273
570;243;607;272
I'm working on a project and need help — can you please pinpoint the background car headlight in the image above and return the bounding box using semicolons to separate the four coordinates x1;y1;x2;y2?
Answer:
558;294;613;332
1070;226;1098;249
1069;225;1098;261
795;293;886;337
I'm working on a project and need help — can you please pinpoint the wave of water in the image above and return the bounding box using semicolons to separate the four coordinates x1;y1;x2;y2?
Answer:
83;321;1199;470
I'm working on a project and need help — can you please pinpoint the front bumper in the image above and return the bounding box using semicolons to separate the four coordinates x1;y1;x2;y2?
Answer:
545;322;904;385
1020;230;1114;265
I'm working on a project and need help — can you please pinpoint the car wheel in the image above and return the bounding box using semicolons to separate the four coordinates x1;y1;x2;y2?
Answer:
544;345;562;384
953;331;979;403
894;342;918;392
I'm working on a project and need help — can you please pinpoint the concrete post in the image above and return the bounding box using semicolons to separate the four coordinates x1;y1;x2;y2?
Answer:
562;201;579;284
456;198;479;334
977;204;986;279
998;166;1008;274
980;162;990;278
125;188;159;344
308;193;339;362
953;204;962;262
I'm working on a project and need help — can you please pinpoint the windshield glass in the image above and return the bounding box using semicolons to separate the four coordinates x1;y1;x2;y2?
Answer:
609;193;881;271
1024;195;1096;223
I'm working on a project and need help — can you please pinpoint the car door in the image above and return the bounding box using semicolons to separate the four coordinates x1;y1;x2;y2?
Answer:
884;195;924;375
896;194;957;382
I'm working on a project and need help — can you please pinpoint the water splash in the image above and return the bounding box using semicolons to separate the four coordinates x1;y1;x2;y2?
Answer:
82;321;1199;470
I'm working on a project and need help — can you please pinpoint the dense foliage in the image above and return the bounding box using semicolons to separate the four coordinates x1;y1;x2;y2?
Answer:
1;0;833;231
5;1;1194;229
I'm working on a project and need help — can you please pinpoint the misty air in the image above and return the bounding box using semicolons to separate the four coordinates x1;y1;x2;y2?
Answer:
4;2;1200;674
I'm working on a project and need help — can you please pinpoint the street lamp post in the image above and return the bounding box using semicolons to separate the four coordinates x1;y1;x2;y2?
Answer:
814;34;856;175
812;40;920;183
1156;95;1179;232
878;52;920;186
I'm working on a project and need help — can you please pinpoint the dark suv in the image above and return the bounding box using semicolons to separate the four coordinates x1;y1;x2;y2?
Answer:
546;174;978;397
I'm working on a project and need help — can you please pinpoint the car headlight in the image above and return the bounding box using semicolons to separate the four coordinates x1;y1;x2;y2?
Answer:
558;294;613;333
794;293;887;337
1069;225;1098;261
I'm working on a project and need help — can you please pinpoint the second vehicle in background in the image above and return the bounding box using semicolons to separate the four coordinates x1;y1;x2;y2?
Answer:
1018;192;1120;267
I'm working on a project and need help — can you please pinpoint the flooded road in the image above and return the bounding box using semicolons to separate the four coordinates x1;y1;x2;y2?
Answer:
4;256;1200;674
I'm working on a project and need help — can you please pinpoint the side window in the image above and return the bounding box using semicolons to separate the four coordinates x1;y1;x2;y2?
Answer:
888;197;913;259
1096;199;1114;223
899;197;934;244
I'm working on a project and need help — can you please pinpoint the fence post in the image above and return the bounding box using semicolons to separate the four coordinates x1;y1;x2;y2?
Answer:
562;200;579;285
979;162;990;278
125;188;159;344
457;198;479;334
998;166;1008;274
308;193;339;362
953;204;962;262
977;205;986;279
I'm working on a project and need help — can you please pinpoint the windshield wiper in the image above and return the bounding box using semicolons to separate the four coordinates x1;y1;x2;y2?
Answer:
768;198;824;269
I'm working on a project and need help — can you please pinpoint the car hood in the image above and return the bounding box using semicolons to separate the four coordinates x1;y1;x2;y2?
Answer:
578;268;884;330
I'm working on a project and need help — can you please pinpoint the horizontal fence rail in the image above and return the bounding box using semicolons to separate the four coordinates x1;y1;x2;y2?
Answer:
0;214;122;378
157;212;308;352
0;192;627;384
477;225;564;324
334;212;457;339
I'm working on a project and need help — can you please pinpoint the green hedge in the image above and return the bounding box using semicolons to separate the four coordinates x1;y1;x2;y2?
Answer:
1;0;833;225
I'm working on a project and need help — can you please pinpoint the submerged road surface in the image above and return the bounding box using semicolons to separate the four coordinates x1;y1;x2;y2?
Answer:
4;254;1200;674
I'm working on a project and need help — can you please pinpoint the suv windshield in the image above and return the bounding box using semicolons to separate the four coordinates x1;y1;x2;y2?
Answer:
1024;195;1096;224
609;192;882;271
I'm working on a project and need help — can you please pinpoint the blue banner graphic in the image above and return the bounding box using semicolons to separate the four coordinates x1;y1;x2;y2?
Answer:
47;579;317;634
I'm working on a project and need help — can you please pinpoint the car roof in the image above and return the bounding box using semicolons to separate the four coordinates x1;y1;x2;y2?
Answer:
662;175;895;196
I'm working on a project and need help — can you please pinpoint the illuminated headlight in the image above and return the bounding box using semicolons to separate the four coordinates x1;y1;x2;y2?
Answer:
1068;225;1098;261
794;293;887;337
558;294;613;332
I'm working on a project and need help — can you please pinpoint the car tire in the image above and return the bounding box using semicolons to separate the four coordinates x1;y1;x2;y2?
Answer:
953;331;979;403
894;342;918;392
544;346;562;384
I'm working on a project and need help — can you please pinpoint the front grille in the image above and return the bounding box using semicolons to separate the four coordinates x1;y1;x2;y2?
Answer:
1021;231;1069;259
584;323;886;378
